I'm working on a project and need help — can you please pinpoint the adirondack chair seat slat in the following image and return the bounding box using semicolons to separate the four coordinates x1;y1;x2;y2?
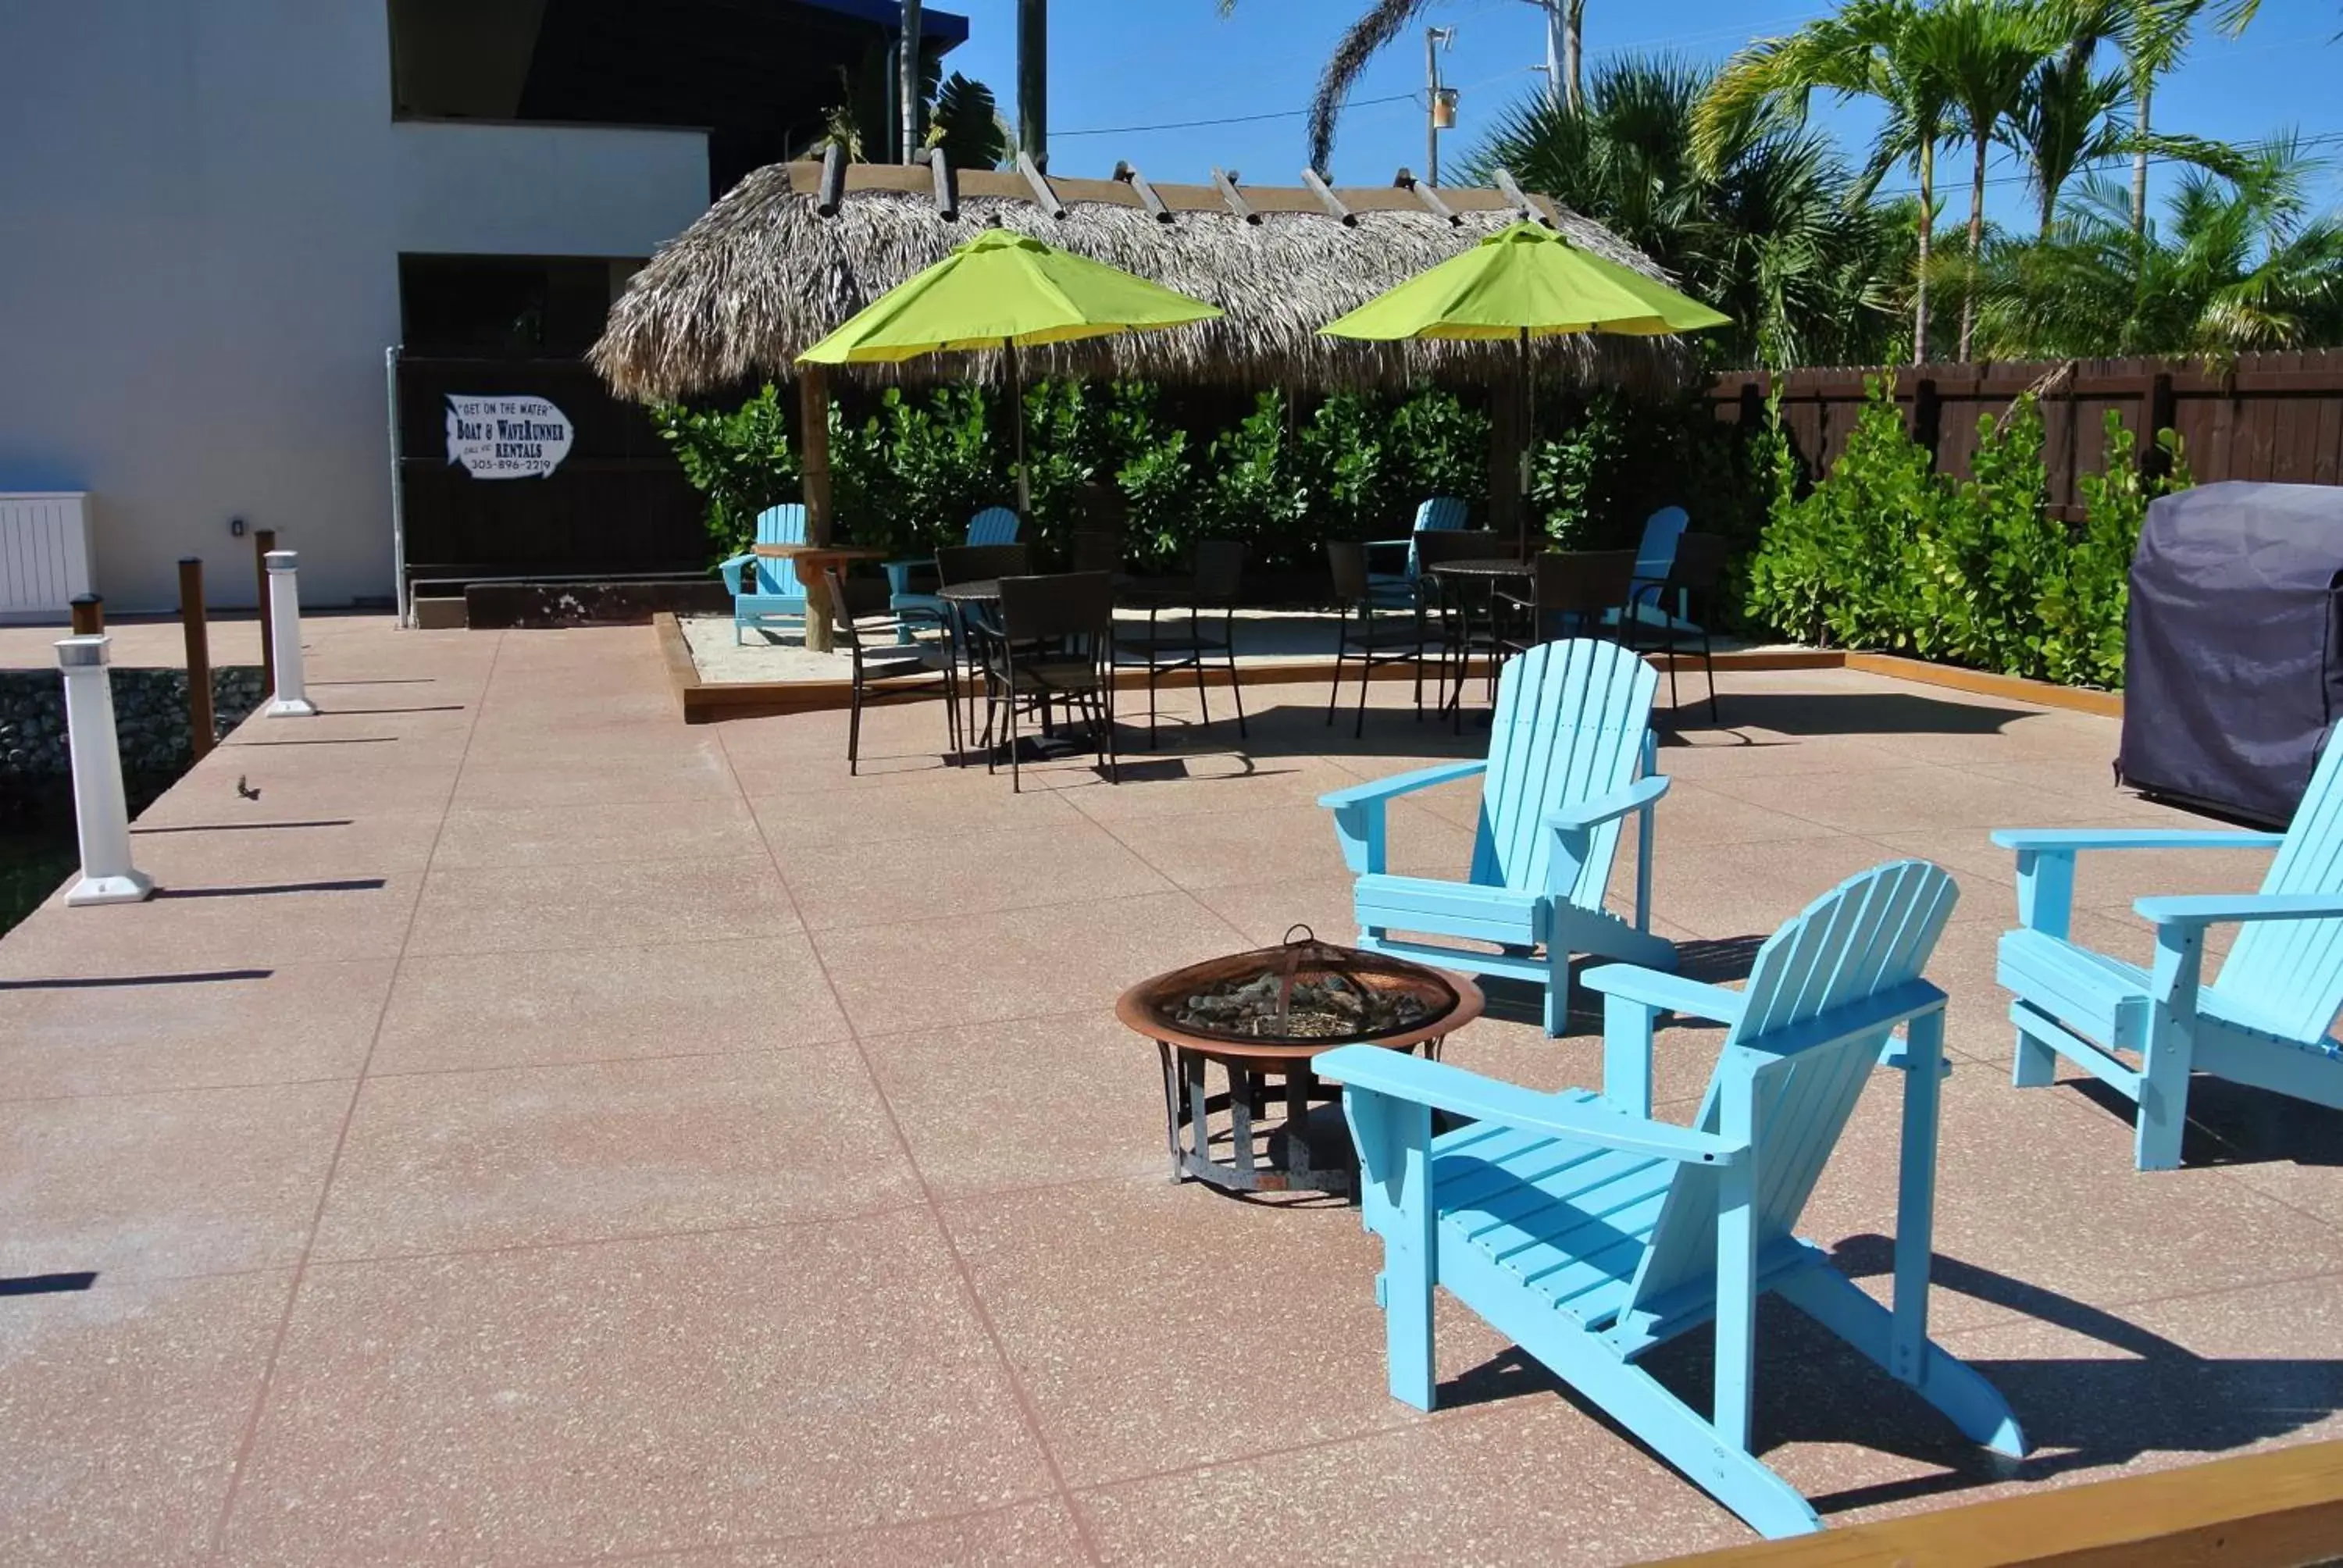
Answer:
1324;859;2025;1540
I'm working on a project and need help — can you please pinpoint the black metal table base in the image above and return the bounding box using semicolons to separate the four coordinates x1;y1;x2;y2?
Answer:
1152;1039;1443;1197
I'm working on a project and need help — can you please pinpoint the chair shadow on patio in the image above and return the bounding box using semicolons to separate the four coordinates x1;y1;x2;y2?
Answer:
2065;1074;2343;1171
1430;1233;2343;1520
1658;690;2046;747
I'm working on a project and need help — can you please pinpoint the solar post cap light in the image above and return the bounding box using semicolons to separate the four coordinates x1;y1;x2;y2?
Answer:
55;635;154;907
264;551;317;718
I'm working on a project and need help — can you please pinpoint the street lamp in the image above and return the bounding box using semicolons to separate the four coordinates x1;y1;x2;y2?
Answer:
1425;25;1457;187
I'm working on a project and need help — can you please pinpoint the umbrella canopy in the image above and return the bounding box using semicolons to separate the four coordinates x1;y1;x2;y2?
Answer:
1320;221;1729;342
798;226;1221;510
798;226;1224;363
1322;221;1726;549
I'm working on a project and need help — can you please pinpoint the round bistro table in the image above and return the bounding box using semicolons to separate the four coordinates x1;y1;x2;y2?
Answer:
1115;962;1486;1197
1426;558;1535;724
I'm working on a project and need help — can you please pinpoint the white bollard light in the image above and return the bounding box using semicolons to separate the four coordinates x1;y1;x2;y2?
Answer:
264;549;316;717
56;635;154;907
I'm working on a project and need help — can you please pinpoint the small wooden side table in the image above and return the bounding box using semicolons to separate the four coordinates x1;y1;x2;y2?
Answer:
751;543;884;652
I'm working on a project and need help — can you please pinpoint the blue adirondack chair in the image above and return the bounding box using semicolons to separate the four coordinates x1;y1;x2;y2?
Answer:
1316;859;2027;1540
1318;638;1674;1035
1995;738;2343;1171
717;504;811;645
886;507;1023;632
1365;495;1472;601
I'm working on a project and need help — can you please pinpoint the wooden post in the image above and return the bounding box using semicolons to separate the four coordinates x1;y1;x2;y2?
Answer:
2144;370;2177;483
69;594;103;636
180;558;214;761
798;368;838;653
253;527;276;693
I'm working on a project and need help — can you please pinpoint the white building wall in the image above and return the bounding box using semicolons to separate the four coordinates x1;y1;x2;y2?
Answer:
0;1;709;614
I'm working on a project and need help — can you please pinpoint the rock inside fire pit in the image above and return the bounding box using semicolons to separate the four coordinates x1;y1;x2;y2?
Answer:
1177;970;1432;1039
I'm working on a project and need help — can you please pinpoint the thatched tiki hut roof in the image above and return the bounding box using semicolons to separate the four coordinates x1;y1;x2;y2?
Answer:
590;157;1703;401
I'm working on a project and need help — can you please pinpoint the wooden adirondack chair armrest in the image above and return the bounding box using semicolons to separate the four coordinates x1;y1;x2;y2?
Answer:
1991;828;2286;854
1582;964;1747;1026
1318;760;1489;811
1314;1046;1746;1166
2135;893;2343;929
1545;775;1671;834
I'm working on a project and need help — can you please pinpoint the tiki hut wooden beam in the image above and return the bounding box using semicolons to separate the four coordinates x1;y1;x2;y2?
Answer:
1017;151;1067;219
1300;169;1355;226
1211;167;1258;224
1395;168;1458;225
590;162;1696;401
1492;167;1549;226
1114;161;1172;223
817;142;848;217
926;148;958;220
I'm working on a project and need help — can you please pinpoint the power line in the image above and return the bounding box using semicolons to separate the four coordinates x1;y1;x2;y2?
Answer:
1053;66;1539;143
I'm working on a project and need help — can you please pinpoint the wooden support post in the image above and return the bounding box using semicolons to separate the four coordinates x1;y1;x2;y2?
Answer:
1114;161;1172;222
1492;167;1547;226
252;528;276;693
1396;168;1458;224
1300;168;1356;226
817;141;848;216
1211;168;1258;224
180;558;215;761
1016;151;1066;219
2144;370;2177;483
798;367;838;654
928;147;958;219
69;594;103;636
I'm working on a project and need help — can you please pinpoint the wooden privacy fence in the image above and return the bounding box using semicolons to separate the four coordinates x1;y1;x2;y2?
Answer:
1710;351;2343;516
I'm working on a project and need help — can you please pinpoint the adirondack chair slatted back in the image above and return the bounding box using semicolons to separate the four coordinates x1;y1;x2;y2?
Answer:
2220;737;2343;1041
1632;507;1689;586
967;507;1022;547
1466;640;1658;911
1624;861;1960;1313
753;504;810;595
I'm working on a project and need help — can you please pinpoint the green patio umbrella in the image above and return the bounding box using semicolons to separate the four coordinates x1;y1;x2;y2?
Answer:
1321;221;1729;548
799;226;1224;510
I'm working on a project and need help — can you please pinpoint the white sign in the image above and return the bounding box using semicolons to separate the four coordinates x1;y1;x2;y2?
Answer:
445;394;573;480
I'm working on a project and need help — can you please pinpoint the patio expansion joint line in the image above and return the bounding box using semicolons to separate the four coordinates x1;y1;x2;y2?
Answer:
569;1491;1069;1568
202;629;509;1564
715;723;1109;1567
1054;788;1274;951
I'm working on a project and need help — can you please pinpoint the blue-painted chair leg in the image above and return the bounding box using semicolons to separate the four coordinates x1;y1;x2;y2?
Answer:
2011;1017;2061;1088
1351;1092;1437;1410
2134;1014;2194;1171
1544;933;1572;1037
1776;1267;2027;1456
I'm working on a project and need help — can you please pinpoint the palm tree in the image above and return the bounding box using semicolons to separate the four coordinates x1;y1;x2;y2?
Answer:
1698;0;1960;362
1971;134;2343;356
1920;0;2062;359
1464;54;1908;366
2003;28;2131;234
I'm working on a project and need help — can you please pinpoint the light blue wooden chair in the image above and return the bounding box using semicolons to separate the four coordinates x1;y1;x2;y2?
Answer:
717;504;810;645
1995;738;2343;1171
1318;638;1674;1036
1316;859;2027;1540
1365;495;1472;602
886;507;1022;635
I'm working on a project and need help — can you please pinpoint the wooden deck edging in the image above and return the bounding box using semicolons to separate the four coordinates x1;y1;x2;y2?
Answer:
1649;1440;2343;1568
651;618;2124;725
1842;652;2124;719
653;615;1845;723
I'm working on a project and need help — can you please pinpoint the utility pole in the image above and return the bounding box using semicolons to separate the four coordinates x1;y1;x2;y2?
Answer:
1018;0;1047;169
899;0;922;165
1526;0;1582;114
1425;26;1455;187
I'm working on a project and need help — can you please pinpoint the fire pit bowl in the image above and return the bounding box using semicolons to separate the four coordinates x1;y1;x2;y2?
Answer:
1116;929;1484;1196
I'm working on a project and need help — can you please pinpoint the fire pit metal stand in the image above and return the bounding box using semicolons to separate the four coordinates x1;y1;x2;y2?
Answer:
1118;932;1485;1198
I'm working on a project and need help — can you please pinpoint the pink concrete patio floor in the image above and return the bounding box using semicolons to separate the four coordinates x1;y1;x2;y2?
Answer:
4;620;2341;1566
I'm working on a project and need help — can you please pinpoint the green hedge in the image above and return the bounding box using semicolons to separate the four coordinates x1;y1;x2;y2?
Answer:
654;380;1763;578
1742;376;2189;689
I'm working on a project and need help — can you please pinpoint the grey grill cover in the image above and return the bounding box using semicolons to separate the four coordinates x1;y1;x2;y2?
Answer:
2120;481;2343;826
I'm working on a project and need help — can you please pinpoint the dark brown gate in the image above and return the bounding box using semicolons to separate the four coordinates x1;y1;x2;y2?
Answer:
391;354;705;597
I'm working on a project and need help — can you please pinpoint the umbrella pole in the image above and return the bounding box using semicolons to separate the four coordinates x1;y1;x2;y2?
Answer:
1007;338;1031;515
1517;327;1534;557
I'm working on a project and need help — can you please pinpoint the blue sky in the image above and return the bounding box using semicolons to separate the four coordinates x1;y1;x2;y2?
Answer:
940;0;2343;225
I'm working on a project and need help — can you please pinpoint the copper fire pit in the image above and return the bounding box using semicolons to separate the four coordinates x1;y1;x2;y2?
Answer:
1115;928;1485;1196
